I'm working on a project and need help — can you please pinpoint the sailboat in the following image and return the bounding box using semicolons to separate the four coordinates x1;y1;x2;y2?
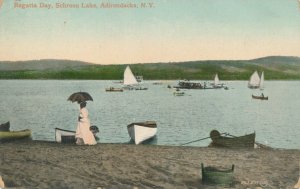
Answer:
124;66;138;85
248;71;261;89
212;74;223;88
259;71;264;90
123;66;138;90
123;66;147;90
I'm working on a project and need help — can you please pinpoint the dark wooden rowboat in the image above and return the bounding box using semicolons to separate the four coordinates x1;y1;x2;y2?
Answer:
105;87;123;92
252;95;268;100
210;130;255;148
201;163;234;187
135;87;148;90
0;122;10;131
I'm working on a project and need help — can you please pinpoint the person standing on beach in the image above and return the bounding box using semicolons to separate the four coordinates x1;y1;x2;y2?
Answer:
75;101;97;145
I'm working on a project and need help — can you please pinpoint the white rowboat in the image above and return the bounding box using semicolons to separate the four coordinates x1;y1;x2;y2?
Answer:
127;121;157;145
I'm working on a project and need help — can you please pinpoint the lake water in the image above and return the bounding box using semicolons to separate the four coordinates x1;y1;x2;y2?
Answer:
0;80;299;149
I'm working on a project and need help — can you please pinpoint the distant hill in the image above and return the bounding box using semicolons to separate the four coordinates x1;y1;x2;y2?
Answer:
0;59;92;71
0;56;299;80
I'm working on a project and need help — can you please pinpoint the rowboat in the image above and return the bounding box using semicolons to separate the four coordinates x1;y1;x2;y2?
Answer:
210;130;255;148
173;91;185;96
105;87;123;92
252;94;268;100
55;128;76;143
0;129;31;141
0;121;10;131
135;87;148;90
127;121;157;145
201;163;234;187
55;127;99;143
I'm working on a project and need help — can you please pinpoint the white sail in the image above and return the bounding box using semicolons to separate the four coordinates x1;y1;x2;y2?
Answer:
248;71;260;88
123;66;138;85
259;71;264;89
214;74;220;86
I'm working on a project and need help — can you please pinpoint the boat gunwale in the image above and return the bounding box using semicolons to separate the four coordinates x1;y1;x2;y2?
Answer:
55;128;76;133
127;121;157;129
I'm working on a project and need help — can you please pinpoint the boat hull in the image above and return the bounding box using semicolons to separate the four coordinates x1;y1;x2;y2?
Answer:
248;85;260;89
0;129;31;141
127;121;157;145
0;121;10;131
173;91;185;96
252;95;268;100
105;88;123;92
210;130;255;148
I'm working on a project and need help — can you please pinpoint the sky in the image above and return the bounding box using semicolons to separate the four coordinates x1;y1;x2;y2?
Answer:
0;0;299;64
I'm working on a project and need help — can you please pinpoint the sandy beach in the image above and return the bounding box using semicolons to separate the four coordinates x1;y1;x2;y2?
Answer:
0;140;299;189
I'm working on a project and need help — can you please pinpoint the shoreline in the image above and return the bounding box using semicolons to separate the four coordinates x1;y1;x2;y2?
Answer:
0;140;299;188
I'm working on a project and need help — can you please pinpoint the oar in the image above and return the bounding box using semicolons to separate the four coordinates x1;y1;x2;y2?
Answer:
180;132;226;146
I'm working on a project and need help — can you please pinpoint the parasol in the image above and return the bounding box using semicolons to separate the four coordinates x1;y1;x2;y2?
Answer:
67;92;93;103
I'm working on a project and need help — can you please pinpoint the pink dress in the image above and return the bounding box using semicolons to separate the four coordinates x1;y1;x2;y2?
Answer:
75;107;97;145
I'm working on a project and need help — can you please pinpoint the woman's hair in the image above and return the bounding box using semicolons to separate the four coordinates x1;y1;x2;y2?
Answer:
80;101;87;108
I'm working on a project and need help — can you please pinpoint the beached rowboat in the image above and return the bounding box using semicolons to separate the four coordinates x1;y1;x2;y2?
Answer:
127;121;157;145
252;95;268;100
55;127;99;143
201;163;234;187
0;121;10;131
210;130;255;148
0;129;31;141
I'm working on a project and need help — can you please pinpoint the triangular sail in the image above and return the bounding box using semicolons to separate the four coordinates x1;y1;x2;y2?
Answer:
259;71;264;89
123;66;138;85
214;74;220;86
248;71;260;87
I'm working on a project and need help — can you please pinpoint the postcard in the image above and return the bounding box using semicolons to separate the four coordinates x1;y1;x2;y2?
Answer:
0;0;300;188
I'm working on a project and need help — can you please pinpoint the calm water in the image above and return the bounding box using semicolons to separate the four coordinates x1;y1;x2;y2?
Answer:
0;80;299;149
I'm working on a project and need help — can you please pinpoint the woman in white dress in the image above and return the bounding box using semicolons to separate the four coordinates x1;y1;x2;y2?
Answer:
75;101;97;145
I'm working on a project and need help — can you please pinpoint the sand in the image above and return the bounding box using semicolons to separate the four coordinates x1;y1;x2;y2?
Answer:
0;140;299;189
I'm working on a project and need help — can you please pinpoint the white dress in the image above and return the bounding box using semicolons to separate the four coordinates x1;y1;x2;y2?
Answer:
75;107;97;145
